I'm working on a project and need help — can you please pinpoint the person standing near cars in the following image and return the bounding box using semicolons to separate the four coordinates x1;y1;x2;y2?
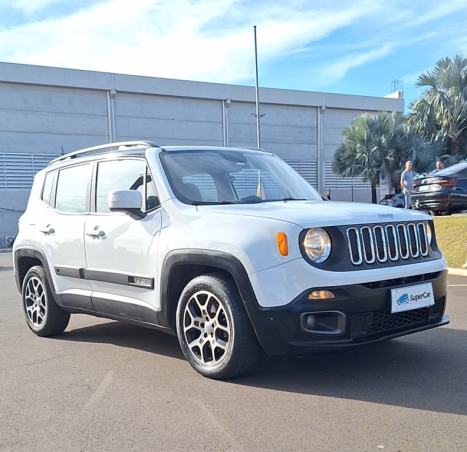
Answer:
401;160;415;209
431;160;444;174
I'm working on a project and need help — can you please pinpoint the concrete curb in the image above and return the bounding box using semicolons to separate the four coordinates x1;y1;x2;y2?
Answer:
447;267;467;277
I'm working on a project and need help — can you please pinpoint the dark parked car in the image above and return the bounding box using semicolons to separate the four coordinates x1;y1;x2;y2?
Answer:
412;161;467;215
380;193;405;208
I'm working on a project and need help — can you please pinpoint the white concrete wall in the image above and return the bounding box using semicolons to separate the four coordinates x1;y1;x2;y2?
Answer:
115;93;223;146
0;62;404;244
0;82;109;155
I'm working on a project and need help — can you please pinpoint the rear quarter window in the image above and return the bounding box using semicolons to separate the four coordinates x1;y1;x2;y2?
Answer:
41;172;55;206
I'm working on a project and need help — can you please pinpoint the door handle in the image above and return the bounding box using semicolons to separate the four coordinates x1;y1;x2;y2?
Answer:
39;226;55;234
86;230;106;238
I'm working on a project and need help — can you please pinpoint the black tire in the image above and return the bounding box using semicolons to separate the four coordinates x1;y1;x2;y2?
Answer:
22;266;70;337
176;273;262;380
430;210;441;216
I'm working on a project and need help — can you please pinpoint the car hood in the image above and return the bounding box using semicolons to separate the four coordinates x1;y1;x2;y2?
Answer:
196;201;430;228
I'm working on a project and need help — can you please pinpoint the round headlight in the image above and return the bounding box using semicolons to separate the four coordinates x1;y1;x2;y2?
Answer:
426;222;433;244
303;228;331;263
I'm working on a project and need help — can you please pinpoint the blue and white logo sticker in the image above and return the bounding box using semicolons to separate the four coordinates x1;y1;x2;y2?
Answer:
396;293;409;305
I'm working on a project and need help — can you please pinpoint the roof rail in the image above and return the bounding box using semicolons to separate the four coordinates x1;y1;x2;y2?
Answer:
49;140;160;166
241;146;266;152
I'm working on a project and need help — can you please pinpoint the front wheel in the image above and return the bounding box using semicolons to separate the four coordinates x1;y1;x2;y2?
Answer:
22;266;70;337
176;274;262;380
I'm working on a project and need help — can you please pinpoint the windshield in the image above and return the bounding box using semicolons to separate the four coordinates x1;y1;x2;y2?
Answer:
160;149;322;205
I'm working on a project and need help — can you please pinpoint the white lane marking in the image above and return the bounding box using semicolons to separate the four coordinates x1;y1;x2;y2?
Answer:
81;370;114;413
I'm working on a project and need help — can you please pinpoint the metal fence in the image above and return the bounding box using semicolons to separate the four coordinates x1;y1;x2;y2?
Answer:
0;153;59;191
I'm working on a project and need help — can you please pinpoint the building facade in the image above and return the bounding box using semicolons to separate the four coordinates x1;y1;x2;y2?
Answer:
0;62;404;245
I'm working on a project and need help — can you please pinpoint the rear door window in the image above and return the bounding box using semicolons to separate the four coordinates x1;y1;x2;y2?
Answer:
55;164;91;213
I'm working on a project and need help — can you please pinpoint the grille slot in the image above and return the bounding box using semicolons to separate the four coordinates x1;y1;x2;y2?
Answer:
373;225;387;262
347;222;429;266
346;227;362;265
397;224;410;259
418;223;429;256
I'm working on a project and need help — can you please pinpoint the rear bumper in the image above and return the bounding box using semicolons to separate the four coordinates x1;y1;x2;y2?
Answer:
244;270;449;356
412;194;451;211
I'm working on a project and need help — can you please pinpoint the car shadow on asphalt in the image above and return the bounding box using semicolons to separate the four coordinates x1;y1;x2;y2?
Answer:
57;321;466;416
235;327;467;416
57;321;184;361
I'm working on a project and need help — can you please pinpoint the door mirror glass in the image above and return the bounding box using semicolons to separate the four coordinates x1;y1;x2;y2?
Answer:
108;190;143;214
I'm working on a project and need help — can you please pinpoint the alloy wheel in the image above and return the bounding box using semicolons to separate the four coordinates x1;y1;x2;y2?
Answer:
25;276;46;327
182;290;231;366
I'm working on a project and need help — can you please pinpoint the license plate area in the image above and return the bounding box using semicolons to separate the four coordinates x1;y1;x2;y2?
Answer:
391;283;434;313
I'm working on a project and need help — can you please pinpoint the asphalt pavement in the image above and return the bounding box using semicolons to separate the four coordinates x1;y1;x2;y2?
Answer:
0;251;466;452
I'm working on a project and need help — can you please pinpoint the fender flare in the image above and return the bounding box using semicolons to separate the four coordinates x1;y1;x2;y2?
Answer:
14;248;63;304
159;249;258;328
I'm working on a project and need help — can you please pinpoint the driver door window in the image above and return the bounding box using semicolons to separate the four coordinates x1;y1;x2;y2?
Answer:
95;159;160;212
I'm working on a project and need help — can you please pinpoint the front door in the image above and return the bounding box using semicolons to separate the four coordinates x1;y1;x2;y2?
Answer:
84;158;161;323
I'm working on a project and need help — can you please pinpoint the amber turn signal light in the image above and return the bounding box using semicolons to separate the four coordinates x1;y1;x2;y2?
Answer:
276;232;288;256
308;290;335;300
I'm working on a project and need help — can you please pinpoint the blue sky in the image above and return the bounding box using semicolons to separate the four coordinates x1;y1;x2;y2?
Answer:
1;0;467;111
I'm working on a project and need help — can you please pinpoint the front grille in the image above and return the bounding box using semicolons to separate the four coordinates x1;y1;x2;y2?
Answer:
346;222;429;266
350;298;444;338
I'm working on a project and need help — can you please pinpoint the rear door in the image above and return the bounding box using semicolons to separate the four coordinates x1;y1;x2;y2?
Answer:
84;158;162;323
36;162;94;310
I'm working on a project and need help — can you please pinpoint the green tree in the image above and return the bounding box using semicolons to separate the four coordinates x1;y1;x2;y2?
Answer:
332;112;438;203
407;55;467;164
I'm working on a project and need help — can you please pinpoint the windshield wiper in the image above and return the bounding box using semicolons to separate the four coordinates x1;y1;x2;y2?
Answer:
192;201;236;205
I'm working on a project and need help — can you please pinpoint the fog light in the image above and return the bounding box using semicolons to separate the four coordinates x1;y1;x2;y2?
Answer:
308;290;335;300
306;314;317;329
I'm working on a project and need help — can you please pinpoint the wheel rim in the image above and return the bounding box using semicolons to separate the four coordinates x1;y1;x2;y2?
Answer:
182;290;231;367
24;276;46;327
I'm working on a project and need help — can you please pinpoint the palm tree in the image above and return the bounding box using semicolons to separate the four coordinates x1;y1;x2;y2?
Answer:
332;112;438;203
407;55;467;161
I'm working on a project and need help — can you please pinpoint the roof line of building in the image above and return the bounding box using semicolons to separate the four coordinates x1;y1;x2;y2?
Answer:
0;61;404;112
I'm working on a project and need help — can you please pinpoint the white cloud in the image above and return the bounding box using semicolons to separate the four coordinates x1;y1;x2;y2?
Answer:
318;44;394;86
0;0;465;89
11;0;64;14
0;0;382;83
401;71;423;87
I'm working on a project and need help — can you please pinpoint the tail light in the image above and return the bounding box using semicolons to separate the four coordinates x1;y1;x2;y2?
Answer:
434;178;458;187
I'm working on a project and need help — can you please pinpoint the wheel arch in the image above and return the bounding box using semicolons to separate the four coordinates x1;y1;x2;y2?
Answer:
159;250;258;330
14;248;57;298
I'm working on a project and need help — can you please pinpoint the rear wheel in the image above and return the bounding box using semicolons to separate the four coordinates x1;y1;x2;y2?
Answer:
176;274;262;380
22;266;70;337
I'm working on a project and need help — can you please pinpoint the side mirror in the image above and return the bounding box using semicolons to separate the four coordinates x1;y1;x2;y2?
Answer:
108;190;143;215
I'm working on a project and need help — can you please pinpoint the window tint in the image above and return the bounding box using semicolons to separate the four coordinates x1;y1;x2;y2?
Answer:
182;174;218;202
55;164;91;213
96;160;159;213
232;169;289;200
41;172;55;206
146;169;160;210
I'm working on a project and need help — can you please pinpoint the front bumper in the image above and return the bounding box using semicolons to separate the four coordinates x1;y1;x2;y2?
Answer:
244;270;449;356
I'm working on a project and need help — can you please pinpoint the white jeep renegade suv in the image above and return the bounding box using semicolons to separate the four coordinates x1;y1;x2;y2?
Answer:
13;141;449;379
